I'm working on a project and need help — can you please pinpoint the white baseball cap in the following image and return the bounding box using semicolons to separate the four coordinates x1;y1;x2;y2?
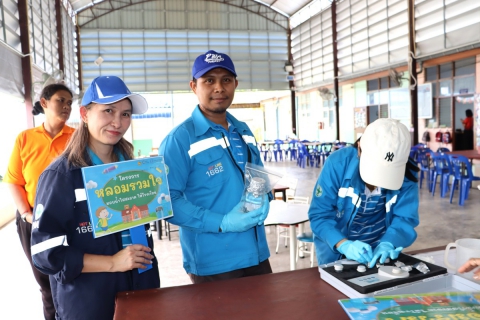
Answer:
359;118;411;190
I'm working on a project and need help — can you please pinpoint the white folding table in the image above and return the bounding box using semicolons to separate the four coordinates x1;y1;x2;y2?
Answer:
264;200;310;270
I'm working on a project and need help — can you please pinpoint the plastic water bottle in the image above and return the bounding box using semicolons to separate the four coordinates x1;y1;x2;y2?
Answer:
243;177;266;212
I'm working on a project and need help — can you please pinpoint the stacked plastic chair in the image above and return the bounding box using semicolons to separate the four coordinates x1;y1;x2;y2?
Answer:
430;152;453;198
448;154;480;206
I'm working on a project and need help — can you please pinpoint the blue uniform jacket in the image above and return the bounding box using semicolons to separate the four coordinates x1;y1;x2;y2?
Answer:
31;156;160;320
308;146;419;265
159;106;270;276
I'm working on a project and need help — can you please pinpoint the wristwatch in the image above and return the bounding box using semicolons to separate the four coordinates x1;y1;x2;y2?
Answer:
21;212;30;223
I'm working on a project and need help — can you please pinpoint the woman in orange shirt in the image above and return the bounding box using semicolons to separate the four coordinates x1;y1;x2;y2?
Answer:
462;109;474;149
4;83;74;320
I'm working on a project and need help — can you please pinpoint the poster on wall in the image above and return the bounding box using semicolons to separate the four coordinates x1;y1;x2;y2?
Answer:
418;83;433;119
354;107;367;128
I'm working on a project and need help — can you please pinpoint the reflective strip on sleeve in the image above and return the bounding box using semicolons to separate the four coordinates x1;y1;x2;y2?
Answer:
241;135;256;145
31;235;69;256
188;137;229;158
75;188;86;202
385;195;397;213
338;187;360;207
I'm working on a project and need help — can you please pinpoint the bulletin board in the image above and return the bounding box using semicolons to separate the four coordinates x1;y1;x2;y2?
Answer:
418;83;433;119
354;107;367;129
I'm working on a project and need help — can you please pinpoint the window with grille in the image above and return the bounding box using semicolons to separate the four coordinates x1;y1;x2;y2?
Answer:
424;57;475;128
439;98;451;127
379;105;389;118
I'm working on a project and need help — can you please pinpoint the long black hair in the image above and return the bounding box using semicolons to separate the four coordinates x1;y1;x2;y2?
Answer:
353;137;419;183
32;83;73;115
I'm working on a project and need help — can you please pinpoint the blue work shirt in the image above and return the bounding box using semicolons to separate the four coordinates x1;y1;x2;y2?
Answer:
308;146;419;265
159;105;270;276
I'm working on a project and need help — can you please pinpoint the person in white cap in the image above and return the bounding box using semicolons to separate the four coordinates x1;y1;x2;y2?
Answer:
308;118;420;267
30;76;159;319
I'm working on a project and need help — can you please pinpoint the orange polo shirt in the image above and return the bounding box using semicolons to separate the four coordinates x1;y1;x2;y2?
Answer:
463;116;473;130
4;124;75;208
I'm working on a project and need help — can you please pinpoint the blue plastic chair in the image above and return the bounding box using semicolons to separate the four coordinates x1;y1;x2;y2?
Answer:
410;144;427;161
319;143;333;166
287;140;298;161
296;142;307;168
335;141;347;149
430;152;453;198
417;148;433;191
259;143;273;162
273;139;285;162
448;155;480;206
307;144;320;167
437;147;450;153
296;232;315;267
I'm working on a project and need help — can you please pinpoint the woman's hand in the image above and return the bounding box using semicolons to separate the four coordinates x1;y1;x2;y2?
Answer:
458;257;480;280
110;245;154;272
25;212;34;224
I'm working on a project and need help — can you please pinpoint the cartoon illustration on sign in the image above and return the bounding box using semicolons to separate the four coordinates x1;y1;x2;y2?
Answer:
81;156;173;238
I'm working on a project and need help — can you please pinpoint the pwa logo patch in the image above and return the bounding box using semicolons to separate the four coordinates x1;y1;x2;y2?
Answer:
206;162;224;177
315;184;323;197
205;53;224;63
34;204;44;220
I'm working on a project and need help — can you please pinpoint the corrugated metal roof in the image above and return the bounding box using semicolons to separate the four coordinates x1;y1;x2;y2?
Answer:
253;0;313;17
71;0;313;18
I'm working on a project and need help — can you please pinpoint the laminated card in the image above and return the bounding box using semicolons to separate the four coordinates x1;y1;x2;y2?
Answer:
338;292;480;320
81;156;173;238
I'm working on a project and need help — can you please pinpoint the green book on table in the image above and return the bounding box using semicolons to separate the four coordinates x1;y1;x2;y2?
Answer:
338;291;480;320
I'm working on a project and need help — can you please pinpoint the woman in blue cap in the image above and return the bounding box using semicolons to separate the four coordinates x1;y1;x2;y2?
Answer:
30;76;159;320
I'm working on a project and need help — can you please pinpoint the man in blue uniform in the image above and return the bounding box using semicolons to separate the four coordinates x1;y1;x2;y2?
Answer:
159;50;271;283
309;118;420;267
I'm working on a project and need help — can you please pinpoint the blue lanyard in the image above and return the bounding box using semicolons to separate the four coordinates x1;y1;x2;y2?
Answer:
87;147;125;165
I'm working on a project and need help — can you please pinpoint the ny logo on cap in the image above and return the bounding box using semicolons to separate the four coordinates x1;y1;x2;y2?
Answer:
385;152;394;162
205;53;224;63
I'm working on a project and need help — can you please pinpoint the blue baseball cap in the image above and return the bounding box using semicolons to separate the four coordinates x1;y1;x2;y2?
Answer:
192;50;237;79
81;76;148;114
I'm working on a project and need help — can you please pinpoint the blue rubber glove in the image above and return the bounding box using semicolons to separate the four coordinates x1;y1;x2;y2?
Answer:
257;198;270;225
220;202;262;233
337;240;373;264
368;242;403;268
